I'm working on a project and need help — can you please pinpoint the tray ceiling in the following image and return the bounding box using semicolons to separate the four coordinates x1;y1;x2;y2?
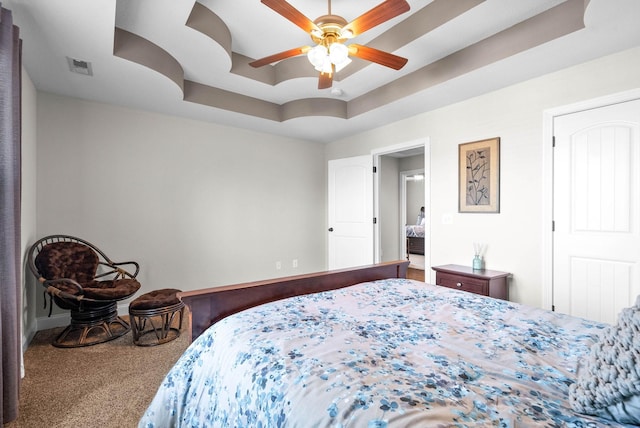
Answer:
5;0;640;142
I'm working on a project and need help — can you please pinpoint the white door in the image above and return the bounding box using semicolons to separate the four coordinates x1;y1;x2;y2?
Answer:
553;99;640;324
328;156;374;270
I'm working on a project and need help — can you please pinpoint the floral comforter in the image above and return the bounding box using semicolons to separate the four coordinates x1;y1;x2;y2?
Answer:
139;278;628;427
405;225;425;238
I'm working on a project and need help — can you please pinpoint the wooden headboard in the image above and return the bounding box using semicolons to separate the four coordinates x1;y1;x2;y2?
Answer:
179;260;410;341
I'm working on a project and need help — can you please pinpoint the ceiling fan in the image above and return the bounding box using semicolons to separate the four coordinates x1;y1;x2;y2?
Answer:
249;0;410;89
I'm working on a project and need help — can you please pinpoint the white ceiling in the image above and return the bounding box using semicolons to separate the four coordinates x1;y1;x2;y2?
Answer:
5;0;640;143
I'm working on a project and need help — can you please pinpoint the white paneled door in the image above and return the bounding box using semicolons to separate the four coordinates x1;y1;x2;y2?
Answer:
328;156;374;270
553;99;640;324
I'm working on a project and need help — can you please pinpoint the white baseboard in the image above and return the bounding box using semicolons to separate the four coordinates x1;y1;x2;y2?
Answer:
36;312;70;331
22;330;36;357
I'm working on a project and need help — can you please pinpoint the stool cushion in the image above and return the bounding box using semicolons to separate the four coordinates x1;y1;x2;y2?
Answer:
130;288;182;311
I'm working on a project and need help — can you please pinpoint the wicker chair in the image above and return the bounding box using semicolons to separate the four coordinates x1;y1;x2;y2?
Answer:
28;235;141;348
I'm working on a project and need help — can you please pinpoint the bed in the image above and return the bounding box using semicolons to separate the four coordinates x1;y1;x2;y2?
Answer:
405;225;425;255
140;261;640;427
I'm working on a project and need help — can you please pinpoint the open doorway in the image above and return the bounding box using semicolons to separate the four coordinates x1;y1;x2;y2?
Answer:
373;139;430;278
402;169;425;270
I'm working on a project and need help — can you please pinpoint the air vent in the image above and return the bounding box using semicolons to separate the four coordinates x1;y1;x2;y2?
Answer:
66;57;93;76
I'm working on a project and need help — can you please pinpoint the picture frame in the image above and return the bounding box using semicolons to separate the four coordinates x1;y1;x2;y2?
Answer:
458;137;500;213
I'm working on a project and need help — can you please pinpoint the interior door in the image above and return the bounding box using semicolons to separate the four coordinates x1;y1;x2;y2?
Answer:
553;99;640;324
328;156;373;270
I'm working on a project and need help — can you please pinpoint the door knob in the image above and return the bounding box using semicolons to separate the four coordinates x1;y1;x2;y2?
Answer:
328;227;334;232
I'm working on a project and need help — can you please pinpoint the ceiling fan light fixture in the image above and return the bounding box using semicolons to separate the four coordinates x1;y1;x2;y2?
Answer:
317;56;333;74
307;41;351;74
334;58;351;73
329;42;348;64
307;45;328;69
333;55;351;73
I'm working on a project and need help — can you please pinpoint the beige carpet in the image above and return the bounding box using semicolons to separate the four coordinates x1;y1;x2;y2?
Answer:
4;315;190;428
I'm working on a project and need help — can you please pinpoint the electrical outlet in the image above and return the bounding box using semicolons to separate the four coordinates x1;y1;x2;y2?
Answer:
276;261;282;270
292;259;298;268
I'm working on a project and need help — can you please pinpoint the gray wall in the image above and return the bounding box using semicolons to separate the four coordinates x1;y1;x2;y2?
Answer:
34;93;327;320
401;154;425;225
378;156;400;262
406;180;424;226
21;68;38;348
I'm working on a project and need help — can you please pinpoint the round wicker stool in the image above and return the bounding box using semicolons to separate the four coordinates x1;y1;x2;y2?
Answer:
129;288;185;346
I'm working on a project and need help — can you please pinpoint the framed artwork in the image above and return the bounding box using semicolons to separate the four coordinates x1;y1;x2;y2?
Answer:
458;137;500;213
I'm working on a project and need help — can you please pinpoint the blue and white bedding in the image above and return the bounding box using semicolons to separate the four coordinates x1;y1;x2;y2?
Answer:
405;224;425;238
140;278;632;427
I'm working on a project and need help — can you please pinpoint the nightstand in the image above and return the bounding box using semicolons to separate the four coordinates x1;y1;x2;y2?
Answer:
431;264;510;300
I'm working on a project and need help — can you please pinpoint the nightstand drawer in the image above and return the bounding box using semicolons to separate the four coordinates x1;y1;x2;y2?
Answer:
436;272;488;296
432;265;510;300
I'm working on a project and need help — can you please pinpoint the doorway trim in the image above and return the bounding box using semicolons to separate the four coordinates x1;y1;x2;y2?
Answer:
541;88;640;310
372;138;431;270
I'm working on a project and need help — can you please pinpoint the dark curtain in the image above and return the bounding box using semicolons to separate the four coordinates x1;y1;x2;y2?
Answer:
0;4;22;424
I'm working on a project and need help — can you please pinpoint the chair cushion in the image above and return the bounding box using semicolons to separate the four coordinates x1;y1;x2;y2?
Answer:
83;279;141;300
130;288;182;310
35;242;98;286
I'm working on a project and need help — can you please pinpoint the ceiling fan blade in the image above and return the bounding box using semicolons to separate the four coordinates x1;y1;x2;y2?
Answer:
261;0;320;34
318;71;333;89
342;0;410;37
249;46;311;68
348;44;408;70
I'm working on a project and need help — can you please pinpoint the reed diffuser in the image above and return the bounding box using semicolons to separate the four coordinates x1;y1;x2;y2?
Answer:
473;242;485;270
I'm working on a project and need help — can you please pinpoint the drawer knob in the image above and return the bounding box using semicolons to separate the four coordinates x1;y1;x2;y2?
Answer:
456;282;462;287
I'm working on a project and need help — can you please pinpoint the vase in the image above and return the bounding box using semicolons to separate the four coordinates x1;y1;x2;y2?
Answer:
472;255;483;270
